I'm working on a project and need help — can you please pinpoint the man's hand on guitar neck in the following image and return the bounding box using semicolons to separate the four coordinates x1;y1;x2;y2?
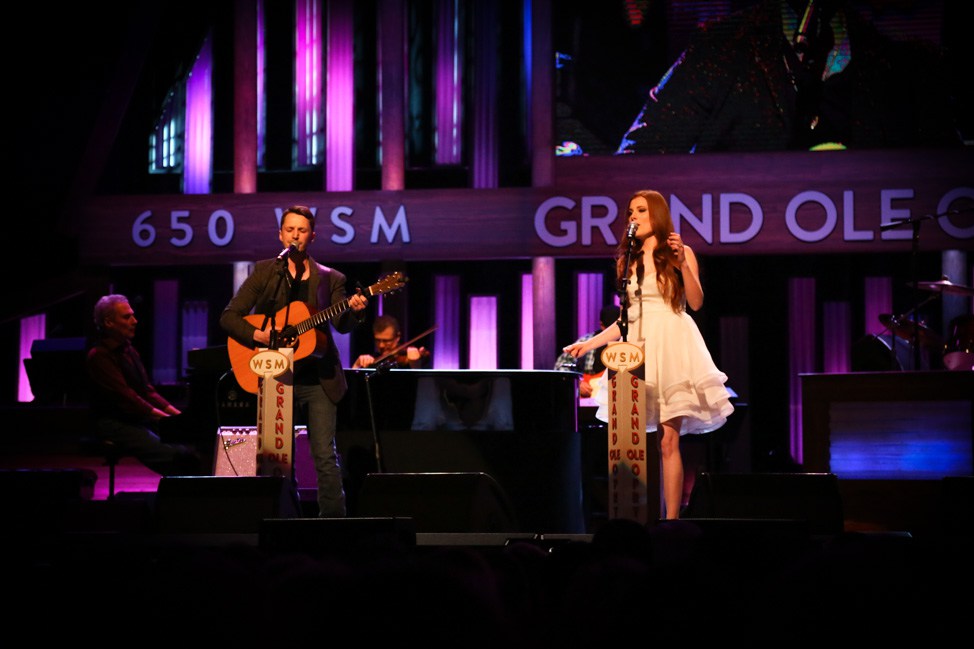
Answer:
348;290;368;312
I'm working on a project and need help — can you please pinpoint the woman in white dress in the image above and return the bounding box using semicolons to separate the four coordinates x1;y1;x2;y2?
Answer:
562;189;734;519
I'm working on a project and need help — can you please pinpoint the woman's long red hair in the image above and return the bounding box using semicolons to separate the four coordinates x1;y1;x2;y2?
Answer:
614;189;685;313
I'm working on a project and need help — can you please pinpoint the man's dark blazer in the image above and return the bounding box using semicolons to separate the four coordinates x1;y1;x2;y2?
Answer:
220;256;363;403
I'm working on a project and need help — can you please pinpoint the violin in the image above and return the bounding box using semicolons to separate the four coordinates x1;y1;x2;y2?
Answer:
393;347;431;367
370;325;436;369
367;346;429;370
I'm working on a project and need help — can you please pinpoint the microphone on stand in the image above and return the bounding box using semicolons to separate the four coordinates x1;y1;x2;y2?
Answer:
276;243;299;262
626;222;638;241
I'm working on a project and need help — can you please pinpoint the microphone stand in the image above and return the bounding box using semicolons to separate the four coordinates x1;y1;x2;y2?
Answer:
258;256;298;490
262;267;290;350
880;213;936;371
360;326;437;474
618;232;639;341
280;253;307;345
362;369;385;473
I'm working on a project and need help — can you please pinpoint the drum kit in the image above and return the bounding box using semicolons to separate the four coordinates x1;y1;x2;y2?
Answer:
869;206;974;371
875;277;974;372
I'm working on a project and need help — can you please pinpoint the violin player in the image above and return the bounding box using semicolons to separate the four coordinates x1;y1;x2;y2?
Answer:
352;314;431;369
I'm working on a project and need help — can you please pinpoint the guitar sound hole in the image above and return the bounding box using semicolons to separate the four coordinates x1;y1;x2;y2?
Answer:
279;326;298;346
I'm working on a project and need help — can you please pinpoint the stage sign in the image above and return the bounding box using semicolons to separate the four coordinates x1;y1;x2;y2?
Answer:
604;341;660;525
77;148;973;267
255;347;295;479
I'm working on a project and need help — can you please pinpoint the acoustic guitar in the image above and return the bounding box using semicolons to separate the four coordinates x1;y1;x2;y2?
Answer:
227;272;407;394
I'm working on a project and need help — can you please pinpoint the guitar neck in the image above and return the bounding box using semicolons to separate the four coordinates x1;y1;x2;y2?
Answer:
295;299;350;335
293;284;382;335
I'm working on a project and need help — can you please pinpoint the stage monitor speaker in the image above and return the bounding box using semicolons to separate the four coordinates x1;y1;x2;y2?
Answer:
0;468;96;502
685;472;844;536
259;517;417;555
939;476;973;537
0;469;97;533
155;476;301;534
357;472;520;533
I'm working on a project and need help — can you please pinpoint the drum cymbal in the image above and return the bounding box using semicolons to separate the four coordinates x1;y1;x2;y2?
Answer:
878;313;941;346
907;278;974;297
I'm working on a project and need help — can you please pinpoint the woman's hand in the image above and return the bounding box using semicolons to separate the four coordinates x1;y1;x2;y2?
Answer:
666;232;687;268
562;341;588;358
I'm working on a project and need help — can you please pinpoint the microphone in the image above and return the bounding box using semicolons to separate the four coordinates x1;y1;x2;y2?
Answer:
276;243;298;262
626;222;638;240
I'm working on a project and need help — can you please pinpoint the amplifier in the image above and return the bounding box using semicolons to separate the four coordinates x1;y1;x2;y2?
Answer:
213;426;316;489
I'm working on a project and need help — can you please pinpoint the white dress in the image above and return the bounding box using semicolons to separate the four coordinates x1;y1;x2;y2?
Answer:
595;268;734;435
